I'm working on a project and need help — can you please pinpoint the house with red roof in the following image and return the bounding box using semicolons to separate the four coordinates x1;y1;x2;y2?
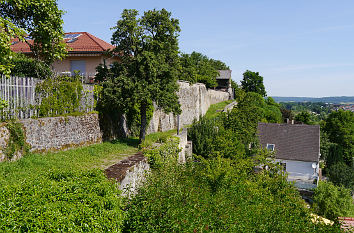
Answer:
11;32;118;79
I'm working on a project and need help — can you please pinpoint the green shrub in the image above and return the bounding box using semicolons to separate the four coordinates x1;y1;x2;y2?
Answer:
36;75;83;117
123;158;341;232
10;53;52;79
143;137;180;169
0;169;124;232
327;162;354;191
187;116;219;157
313;181;353;220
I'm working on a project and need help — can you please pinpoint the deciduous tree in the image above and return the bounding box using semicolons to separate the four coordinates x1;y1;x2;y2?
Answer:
324;110;354;165
295;111;312;125
101;9;182;142
241;70;267;97
0;0;67;65
179;52;229;88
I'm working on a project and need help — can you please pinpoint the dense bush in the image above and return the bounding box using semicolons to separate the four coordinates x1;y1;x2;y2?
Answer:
187;117;219;157
36;75;83;117
313;181;353;220
123;157;340;232
142;137;180;168
10;53;52;79
327;162;354;191
0;169;124;232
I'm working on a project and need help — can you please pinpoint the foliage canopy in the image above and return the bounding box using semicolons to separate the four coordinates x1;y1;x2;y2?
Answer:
241;70;267;97
179;51;229;88
0;0;67;65
98;9;182;142
324;110;354;166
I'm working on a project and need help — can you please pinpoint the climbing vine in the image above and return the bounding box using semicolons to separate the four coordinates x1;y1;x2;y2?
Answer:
4;121;29;160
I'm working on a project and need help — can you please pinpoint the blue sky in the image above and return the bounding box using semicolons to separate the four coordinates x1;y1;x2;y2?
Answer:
58;0;354;97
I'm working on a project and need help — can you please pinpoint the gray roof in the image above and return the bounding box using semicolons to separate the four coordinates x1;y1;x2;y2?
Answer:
216;70;231;80
257;123;320;162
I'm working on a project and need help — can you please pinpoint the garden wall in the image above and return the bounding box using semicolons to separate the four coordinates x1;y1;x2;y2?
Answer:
147;81;230;134
0;113;102;161
21;113;102;153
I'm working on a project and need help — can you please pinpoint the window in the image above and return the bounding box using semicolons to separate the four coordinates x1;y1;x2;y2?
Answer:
266;143;275;151
70;60;86;75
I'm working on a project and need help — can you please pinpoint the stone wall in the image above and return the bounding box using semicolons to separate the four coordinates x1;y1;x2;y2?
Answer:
176;128;192;163
0;113;102;161
0;123;10;161
21;113;102;153
147;81;230;134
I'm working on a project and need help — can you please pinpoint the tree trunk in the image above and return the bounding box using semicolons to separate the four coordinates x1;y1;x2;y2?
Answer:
139;102;147;144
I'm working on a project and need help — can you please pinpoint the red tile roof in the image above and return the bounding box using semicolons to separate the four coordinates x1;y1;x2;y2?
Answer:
10;32;114;54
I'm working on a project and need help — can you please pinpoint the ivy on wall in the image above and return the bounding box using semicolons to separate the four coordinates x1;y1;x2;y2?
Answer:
4;121;29;160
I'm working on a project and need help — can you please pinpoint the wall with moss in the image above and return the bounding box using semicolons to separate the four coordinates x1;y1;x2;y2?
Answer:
147;81;230;134
21;113;102;153
0;113;102;161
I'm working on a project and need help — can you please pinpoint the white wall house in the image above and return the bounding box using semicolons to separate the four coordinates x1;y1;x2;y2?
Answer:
258;123;321;190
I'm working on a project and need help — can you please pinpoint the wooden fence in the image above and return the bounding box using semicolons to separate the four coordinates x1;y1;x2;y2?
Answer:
0;75;95;120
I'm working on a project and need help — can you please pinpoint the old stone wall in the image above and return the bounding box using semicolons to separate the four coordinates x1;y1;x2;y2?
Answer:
0;113;102;161
0;123;10;161
21;113;102;153
147;81;230;134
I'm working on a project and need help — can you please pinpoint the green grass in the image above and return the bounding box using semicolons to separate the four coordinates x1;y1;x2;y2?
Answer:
0;140;137;231
204;100;234;119
140;129;178;149
0;140;138;184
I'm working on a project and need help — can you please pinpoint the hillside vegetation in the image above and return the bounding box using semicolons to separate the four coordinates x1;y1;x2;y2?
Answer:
0;141;137;231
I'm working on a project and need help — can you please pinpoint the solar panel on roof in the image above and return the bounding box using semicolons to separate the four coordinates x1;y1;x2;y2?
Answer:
64;34;81;39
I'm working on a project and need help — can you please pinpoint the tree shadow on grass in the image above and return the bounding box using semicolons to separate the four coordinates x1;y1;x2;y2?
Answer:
111;138;139;148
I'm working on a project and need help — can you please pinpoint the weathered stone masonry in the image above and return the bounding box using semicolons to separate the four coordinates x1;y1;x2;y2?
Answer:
0;113;102;161
0;82;230;161
21;114;102;153
147;81;230;134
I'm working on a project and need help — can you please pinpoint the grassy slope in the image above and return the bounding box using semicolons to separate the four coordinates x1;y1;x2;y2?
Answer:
204;100;233;119
0;140;137;184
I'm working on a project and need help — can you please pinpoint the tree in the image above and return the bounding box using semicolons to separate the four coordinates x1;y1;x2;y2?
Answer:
280;107;294;122
327;162;354;191
324;110;354;165
0;16;25;75
241;70;267;97
101;9;181;143
223;92;265;147
179;51;229;88
295;111;312;124
0;0;67;65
